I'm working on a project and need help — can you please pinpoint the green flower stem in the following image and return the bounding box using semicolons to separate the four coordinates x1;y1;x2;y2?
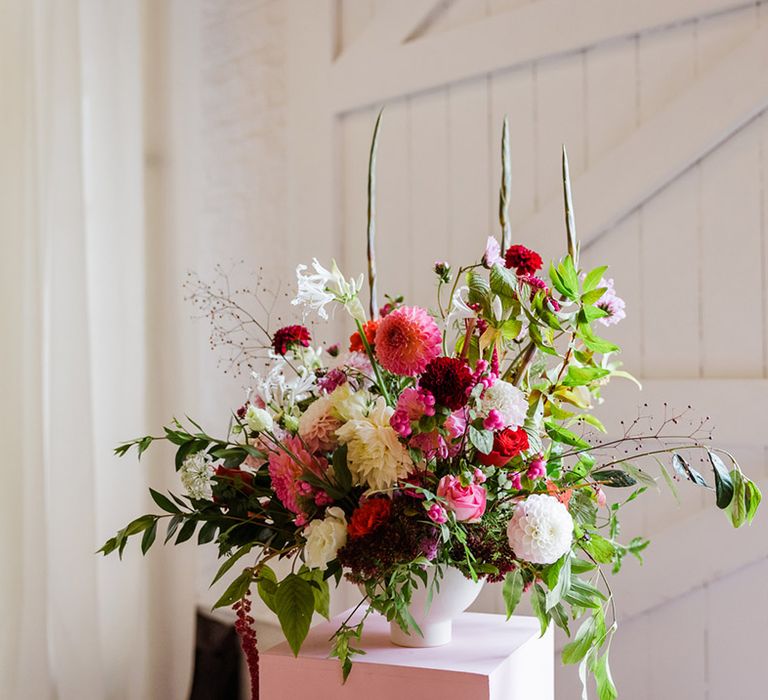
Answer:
355;318;392;405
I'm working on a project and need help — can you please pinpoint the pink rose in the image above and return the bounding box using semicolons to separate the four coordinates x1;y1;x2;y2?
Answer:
436;475;487;523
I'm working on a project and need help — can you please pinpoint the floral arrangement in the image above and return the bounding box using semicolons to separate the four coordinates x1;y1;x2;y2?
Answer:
101;116;761;699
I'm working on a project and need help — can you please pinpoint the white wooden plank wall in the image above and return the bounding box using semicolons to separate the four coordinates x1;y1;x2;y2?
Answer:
334;2;768;697
194;1;768;696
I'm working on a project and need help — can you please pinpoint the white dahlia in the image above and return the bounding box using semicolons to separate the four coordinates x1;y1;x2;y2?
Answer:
479;380;528;429
180;451;215;501
336;397;414;491
507;494;574;565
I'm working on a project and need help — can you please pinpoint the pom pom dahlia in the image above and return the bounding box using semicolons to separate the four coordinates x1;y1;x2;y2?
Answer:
505;244;543;276
419;357;474;411
336;397;414;491
507;494;574;565
479;379;528;429
374;306;441;376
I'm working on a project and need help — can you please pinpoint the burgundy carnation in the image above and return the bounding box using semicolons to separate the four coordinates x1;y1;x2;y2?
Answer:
419;357;474;411
272;324;311;355
505;245;543;276
477;427;529;466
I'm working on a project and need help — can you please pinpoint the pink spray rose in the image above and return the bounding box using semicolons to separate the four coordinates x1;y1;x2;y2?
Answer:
426;502;448;524
436;475;487;523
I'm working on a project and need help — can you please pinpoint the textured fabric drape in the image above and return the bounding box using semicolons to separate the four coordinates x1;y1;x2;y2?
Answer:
0;1;197;698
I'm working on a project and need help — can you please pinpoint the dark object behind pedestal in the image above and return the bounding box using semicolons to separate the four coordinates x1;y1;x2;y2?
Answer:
189;610;241;700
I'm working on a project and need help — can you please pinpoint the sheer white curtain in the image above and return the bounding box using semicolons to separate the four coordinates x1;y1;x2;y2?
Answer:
1;1;199;698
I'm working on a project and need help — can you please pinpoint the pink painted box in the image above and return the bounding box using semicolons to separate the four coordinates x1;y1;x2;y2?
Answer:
260;610;553;700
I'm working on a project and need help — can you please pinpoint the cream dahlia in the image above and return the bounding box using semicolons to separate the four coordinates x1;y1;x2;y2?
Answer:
374;305;441;376
479;379;528;429
336;397;414;491
506;494;574;565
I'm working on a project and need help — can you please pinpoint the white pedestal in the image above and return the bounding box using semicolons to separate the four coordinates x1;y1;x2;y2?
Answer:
261;610;553;700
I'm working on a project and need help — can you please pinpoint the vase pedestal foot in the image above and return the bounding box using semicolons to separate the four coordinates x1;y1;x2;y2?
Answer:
390;619;452;647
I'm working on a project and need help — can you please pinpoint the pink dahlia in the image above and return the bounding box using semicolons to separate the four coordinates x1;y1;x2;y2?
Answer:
390;387;436;437
374;306;441;376
409;430;449;460
267;435;326;515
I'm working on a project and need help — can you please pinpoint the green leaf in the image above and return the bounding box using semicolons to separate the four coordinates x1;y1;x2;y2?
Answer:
591;469;637;488
558;256;580;301
197;520;218;545
333;445;352;493
141;520;158;555
593;647;618;700
577;323;619;354
211;544;254;587
164;514;183;544
726;469;747;528
306;570;331;620
212;568;254;610
672;453;709;488
502;569;524;620
562;614;598;665
580;287;608;306
469;426;494;455
275;573;316;656
582;266;608;293
571;558;597;575
545;555;572;611
564;577;606;610
500;319;522;341
545;420;591;450
175;518;197;545
549;262;571;299
561;366;610;387
124;514;156;537
530;584;551;637
744;478;762;524
489;264;518;299
256;566;278;613
149;488;182;514
582;534;615;564
708;451;734;509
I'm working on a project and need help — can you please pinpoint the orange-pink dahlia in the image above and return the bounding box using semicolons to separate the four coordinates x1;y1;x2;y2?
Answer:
374;305;441;376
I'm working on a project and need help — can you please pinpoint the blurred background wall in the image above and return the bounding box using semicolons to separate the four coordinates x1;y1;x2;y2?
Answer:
191;1;768;697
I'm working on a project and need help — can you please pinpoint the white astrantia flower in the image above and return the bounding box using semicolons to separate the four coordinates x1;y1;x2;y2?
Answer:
245;405;273;433
479;379;528;429
180;451;215;501
445;285;475;328
336;397;413;491
304;506;347;571
292;258;365;322
507;494;574;565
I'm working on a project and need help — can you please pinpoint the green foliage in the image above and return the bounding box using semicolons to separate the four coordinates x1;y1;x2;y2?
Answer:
275;573;316;656
502;569;524;620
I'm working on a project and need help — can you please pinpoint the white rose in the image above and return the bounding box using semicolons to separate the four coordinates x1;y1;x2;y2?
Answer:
246;405;273;433
304;506;347;571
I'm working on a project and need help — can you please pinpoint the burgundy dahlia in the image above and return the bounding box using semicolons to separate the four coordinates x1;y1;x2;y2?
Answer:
504;244;543;276
272;324;311;355
419;357;474;411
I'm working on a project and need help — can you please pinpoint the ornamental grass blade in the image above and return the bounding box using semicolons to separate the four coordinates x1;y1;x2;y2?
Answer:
499;116;512;251
366;108;383;319
562;145;579;266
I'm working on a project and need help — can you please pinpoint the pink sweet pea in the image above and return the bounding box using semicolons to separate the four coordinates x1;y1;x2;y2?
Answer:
436;475;487;523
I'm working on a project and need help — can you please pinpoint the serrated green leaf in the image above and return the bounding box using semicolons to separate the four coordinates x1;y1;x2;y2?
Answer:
257;566;278;613
489;264;518;299
275;574;315;656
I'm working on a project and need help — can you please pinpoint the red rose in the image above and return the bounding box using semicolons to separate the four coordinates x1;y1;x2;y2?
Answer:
214;466;255;494
477;427;529;466
349;319;379;353
347;498;392;538
272;325;311;355
504;245;543;276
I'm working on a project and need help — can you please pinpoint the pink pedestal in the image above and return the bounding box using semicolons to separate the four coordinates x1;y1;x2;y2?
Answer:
260;610;553;700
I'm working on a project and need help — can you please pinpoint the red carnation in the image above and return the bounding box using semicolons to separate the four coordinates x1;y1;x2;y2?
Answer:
477;427;529;466
347;498;392;538
419;357;474;411
505;245;543;276
272;324;311;355
349;319;379;353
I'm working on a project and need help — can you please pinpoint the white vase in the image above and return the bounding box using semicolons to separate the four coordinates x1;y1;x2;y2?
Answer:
389;566;485;648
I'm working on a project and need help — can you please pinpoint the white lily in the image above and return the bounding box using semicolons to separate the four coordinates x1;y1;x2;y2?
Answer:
291;258;365;322
445;285;476;328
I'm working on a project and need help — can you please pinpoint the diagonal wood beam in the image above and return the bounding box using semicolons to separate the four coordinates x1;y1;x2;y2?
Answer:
330;0;755;113
518;22;768;260
337;0;443;63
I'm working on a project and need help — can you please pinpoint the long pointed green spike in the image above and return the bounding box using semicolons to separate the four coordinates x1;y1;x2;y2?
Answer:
367;109;384;319
499;116;512;251
562;145;579;265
